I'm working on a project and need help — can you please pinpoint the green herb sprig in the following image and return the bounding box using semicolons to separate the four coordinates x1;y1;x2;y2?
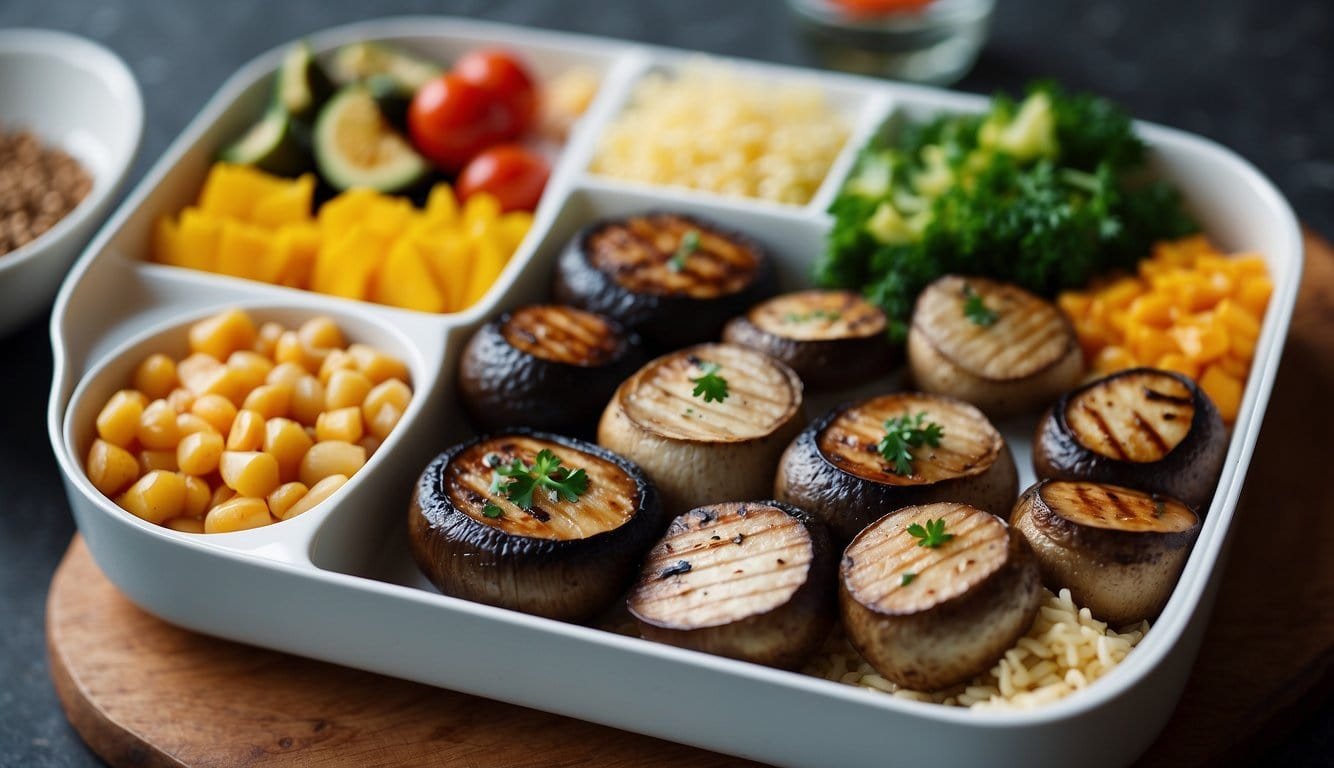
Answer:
877;412;944;475
690;360;729;403
489;449;589;510
907;518;954;549
668;229;701;272
961;284;998;327
784;309;842;324
900;572;917;586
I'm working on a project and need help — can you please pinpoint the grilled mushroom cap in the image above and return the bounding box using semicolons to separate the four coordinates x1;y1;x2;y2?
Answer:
1011;480;1200;625
628;500;836;669
840;502;1042;691
552;212;777;348
908;275;1083;417
1033;368;1226;511
409;431;663;622
458;305;646;434
774;392;1018;546
722;290;895;391
599;343;804;515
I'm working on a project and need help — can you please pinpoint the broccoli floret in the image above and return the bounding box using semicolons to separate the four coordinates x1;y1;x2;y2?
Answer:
815;82;1198;341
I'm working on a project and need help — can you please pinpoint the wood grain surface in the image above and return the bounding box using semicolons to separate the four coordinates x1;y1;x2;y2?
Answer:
46;232;1334;768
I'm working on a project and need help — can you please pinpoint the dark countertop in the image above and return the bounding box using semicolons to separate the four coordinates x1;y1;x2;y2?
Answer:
0;1;1329;766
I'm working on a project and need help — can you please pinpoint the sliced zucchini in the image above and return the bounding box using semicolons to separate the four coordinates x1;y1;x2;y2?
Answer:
365;73;413;135
218;108;310;177
329;41;443;91
313;85;429;193
276;41;335;122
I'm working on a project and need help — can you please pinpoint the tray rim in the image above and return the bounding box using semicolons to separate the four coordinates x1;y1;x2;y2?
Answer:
44;12;1306;738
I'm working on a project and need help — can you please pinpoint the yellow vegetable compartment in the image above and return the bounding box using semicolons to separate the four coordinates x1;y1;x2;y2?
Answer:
45;16;1304;768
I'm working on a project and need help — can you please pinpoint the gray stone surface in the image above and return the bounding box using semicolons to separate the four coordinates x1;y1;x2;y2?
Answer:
0;1;1328;766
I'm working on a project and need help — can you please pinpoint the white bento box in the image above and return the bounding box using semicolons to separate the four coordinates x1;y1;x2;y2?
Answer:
45;17;1302;768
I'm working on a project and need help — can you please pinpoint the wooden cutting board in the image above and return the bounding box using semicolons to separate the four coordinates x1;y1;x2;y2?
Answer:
46;231;1334;768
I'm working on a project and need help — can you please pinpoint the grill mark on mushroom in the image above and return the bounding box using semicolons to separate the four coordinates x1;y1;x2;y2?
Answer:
816;394;1002;486
586;214;760;299
1065;371;1195;462
500;305;622;366
447;436;637;540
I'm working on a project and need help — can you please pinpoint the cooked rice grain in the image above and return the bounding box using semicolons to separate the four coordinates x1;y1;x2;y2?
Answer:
804;588;1148;709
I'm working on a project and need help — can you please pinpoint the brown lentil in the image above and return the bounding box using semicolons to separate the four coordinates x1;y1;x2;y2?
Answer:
0;126;93;257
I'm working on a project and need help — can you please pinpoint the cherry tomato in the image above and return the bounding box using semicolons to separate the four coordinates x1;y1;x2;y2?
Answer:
408;73;508;172
454;49;538;140
830;0;935;16
456;145;551;213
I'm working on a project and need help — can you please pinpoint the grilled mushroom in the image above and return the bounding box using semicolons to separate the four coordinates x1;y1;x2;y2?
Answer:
552;212;776;348
409;431;663;622
722;290;895;391
1033;368;1226;511
840;502;1042;691
598;343;804;515
1011;480;1200;625
775;392;1017;546
907;275;1083;417
457;305;645;434
628;500;835;669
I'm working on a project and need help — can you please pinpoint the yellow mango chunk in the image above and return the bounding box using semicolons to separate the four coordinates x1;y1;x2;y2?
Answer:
312;225;384;300
373;238;447;312
217;220;278;282
251;174;316;229
176;209;222;272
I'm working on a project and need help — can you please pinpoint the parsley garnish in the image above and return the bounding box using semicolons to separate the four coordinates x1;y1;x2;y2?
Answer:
668;229;700;272
962;284;998;327
690;360;729;403
907;518;954;549
900;572;917;586
783;309;842;324
482;502;503;519
876;412;944;475
489;449;589;510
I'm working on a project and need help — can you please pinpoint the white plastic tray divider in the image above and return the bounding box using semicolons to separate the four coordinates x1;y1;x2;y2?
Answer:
807;89;896;213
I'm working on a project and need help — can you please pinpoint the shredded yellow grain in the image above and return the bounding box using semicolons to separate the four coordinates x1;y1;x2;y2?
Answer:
803;588;1149;709
590;61;849;205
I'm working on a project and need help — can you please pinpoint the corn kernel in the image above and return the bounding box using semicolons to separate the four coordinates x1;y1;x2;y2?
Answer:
138;449;178;473
266;361;307;388
182;475;211;518
267;481;309;520
177;353;224;394
137;399;180;451
366;403;403;441
299;441;366;487
117;470;187;524
291;376;325;426
96;390;147;448
253;321;284;358
210;484;236;509
204;496;272;533
315;407;363;443
166;387;196;413
177;430;224;476
242;383;292;419
264;417;313;482
325;369;372;411
175;412;216;437
346;344;409;384
298;315;344;350
86;439;140;496
318;349;358;384
361;378;411;425
219;450;281;498
189;308;258;360
226;350;274;391
284;474;348;519
191;393;238;434
132;354;178;400
358;435;382;456
164;517;206;534
226;409;266;451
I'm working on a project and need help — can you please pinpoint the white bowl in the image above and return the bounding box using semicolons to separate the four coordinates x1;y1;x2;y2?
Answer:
0;29;142;337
